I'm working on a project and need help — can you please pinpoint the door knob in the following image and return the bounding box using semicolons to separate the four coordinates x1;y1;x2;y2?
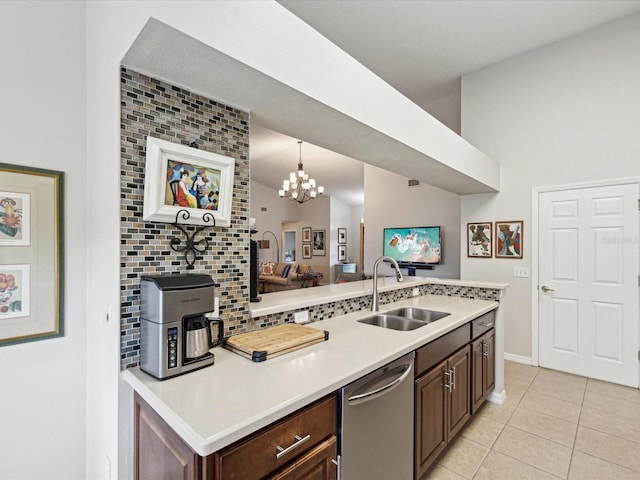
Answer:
541;285;555;292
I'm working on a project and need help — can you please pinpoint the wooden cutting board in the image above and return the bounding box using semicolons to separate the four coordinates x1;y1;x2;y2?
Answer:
225;323;329;362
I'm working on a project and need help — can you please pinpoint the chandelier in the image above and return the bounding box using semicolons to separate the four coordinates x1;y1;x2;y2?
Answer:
278;141;324;203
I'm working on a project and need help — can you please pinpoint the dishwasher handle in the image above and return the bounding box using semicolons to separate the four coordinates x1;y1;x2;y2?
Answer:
346;362;413;406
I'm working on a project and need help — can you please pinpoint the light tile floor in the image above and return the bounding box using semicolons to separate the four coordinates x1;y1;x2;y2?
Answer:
423;361;640;479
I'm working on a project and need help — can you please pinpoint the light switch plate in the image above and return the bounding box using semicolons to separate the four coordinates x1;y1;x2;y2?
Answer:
294;310;309;324
513;267;530;278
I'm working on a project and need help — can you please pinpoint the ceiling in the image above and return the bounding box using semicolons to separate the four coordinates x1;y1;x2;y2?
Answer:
250;0;640;205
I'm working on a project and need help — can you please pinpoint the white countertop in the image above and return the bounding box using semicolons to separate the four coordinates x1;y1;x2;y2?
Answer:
125;294;499;457
250;276;508;317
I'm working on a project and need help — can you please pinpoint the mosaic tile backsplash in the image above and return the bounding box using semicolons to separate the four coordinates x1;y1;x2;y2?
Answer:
118;70;502;370
251;283;502;328
120;68;250;369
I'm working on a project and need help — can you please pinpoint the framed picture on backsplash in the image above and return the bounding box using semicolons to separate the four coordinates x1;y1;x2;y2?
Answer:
495;220;523;259
143;136;235;227
0;163;64;347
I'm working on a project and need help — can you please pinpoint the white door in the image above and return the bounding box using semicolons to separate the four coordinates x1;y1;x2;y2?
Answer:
538;184;639;387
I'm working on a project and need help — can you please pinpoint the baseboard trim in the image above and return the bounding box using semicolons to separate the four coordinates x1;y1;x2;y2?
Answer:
504;353;533;365
487;389;506;405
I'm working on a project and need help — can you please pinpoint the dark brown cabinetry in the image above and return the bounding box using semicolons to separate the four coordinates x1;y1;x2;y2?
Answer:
214;394;337;480
414;324;472;479
134;393;337;480
471;328;495;414
135;393;203;480
269;436;337;480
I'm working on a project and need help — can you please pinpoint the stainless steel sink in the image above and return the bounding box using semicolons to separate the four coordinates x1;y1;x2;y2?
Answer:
358;314;428;331
384;307;450;323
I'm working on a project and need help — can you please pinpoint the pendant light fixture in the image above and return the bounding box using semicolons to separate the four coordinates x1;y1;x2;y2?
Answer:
278;141;324;203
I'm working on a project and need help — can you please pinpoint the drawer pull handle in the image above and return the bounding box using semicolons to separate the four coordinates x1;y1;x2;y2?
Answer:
480;322;493;328
443;370;452;393
275;434;311;459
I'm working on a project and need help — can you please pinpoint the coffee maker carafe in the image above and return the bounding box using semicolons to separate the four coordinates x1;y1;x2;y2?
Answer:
184;314;224;360
140;274;223;380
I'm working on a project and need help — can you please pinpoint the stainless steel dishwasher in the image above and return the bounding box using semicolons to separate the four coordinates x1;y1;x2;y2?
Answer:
340;352;415;480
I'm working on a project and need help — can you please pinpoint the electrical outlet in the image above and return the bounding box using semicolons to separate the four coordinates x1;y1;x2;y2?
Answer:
412;287;419;297
213;296;220;317
294;310;309;324
513;267;530;278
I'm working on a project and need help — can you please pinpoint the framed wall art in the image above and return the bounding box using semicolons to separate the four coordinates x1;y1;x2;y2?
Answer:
0;191;30;246
338;244;347;262
467;222;492;258
338;227;347;245
312;229;326;256
0;163;64;347
495;220;523;259
302;243;312;259
302;227;311;243
143;136;235;227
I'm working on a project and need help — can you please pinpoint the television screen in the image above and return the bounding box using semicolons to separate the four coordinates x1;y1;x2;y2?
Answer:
383;226;441;266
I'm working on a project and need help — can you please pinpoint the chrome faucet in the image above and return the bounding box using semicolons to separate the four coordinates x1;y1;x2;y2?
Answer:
371;256;404;312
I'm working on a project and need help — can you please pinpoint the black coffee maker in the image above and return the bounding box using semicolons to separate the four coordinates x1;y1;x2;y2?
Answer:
140;274;223;380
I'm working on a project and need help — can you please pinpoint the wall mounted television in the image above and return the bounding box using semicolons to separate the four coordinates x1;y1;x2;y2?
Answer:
383;226;442;268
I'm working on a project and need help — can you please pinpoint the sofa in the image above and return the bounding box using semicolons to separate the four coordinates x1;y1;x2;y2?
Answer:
259;262;314;292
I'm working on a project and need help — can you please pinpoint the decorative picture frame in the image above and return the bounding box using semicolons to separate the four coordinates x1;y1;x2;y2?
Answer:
143;136;235;227
0;163;64;347
302;227;312;243
0;191;30;246
495;220;523;259
467;222;492;258
312;229;326;256
338;227;347;245
302;243;312;259
338;244;347;262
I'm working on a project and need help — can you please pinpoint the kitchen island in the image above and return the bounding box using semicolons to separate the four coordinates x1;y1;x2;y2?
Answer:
125;277;507;459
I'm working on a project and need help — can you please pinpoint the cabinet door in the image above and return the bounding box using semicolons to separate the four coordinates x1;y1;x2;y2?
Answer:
447;346;471;441
484;329;495;395
268;436;338;480
135;394;200;480
414;360;448;479
471;337;485;414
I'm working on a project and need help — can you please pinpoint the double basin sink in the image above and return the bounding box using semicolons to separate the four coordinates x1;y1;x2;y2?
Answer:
358;307;450;331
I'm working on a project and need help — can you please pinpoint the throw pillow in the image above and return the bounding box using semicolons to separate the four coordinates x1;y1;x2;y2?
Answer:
288;263;298;278
262;262;274;276
273;262;286;276
298;264;310;274
281;264;291;278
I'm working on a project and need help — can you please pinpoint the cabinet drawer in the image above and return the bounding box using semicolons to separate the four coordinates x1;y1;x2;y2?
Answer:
415;323;470;378
215;394;337;480
268;435;337;480
471;310;496;340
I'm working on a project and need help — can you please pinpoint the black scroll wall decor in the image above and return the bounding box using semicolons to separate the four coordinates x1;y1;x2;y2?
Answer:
170;209;216;269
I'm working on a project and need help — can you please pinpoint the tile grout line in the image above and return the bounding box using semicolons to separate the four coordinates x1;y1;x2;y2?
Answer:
564;374;587;479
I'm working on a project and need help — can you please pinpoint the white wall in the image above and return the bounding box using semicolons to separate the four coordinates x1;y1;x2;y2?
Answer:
460;13;640;359
350;206;364;270
329;196;356;283
284;197;332;279
251;180;289;262
422;80;461;135
364;164;461;278
0;2;87;478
